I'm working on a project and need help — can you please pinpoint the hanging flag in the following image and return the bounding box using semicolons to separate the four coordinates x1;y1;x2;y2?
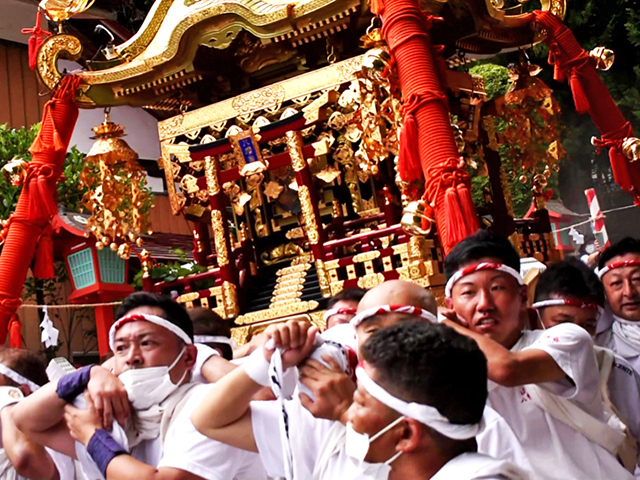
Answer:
40;306;59;348
585;188;610;249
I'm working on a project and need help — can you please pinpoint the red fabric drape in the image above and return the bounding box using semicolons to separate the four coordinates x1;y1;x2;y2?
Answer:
534;11;640;205
8;315;22;348
0;75;80;344
381;0;478;253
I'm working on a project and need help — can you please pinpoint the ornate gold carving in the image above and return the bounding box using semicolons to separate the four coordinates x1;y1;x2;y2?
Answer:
235;301;319;325
36;34;83;93
325;259;340;270
222;281;239;318
315;260;331;297
357;273;386;289
211;210;229;266
273;284;304;296
176;292;200;303
118;0;174;59
180;175;199;194
231;326;250;346
330;281;345;296
204;156;221;196
298;185;320;244
229;130;268;176
286;131;307;172
158;55;365;141
309;311;327;332
352;251;380;263
277;264;310;276
271;291;302;303
277;276;307;288
232;85;285;114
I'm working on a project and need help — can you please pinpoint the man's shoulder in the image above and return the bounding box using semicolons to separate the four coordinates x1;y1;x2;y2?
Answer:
520;323;592;350
434;453;529;480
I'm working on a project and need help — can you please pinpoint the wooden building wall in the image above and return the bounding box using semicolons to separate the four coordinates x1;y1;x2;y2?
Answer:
148;195;194;236
0;40;48;129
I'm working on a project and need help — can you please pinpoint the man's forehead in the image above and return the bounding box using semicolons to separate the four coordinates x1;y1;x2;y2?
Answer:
606;253;640;276
114;319;167;341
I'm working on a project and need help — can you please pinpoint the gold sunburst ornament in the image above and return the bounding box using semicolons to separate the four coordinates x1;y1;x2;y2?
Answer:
39;0;96;22
80;109;154;259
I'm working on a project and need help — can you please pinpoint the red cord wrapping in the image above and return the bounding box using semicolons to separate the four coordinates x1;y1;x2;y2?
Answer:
534;11;640;205
382;1;478;252
0;76;80;344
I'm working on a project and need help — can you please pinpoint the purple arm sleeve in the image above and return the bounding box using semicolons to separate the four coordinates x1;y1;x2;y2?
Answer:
56;365;93;402
86;429;127;478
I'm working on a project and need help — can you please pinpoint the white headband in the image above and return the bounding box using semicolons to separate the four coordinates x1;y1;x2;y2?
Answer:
356;366;483;440
532;298;602;314
350;305;438;328
323;307;357;322
596;260;640;279
445;263;524;298
0;363;40;392
194;335;236;349
109;313;193;351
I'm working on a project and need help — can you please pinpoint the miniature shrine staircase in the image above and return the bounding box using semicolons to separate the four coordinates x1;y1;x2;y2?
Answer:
242;259;323;314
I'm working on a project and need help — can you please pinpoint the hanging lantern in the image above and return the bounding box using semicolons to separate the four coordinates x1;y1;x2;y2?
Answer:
80;109;153;259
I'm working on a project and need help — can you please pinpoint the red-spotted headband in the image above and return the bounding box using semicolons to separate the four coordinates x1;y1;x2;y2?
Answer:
596;260;640;279
323;307;357;322
350;304;438;327
532;298;603;314
109;313;193;351
445;262;524;298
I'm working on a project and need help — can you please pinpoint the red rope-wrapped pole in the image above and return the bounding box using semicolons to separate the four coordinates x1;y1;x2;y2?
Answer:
0;75;80;343
533;11;640;205
380;0;478;253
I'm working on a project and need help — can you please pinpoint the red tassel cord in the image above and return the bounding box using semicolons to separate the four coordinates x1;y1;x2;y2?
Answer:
21;11;51;70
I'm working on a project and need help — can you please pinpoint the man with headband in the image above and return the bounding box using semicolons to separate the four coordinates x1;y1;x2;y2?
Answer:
533;259;640;473
12;292;266;480
323;288;365;330
192;315;524;479
0;348;75;480
594;238;640;376
441;230;633;479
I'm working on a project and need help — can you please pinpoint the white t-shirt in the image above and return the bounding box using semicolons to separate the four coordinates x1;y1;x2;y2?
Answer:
192;343;221;384
488;323;632;480
78;384;266;480
431;452;529;480
476;406;533;475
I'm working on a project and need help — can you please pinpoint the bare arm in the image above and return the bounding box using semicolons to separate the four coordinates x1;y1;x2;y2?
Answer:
12;381;67;434
1;406;59;480
441;319;566;387
105;458;205;480
200;355;238;383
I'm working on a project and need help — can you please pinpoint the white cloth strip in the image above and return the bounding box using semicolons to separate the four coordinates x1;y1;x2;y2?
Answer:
445;263;524;298
596;260;640;279
0;363;40;392
532;299;602;313
350;304;438;328
109;313;192;351
356;366;483;440
194;335;235;347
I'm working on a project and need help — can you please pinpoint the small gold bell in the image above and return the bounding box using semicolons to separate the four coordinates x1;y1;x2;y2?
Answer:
622;137;640;162
589;47;615;71
519;175;528;184
361;47;392;83
1;158;28;187
401;201;435;236
118;243;131;259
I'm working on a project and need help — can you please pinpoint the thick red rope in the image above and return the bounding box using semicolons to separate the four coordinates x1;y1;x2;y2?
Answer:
0;75;80;344
382;0;478;252
534;11;640;205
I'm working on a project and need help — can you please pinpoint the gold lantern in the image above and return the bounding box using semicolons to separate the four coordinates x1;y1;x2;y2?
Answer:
80;109;153;259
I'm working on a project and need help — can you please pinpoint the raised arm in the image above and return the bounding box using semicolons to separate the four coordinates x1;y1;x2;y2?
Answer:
441;318;566;387
190;320;317;450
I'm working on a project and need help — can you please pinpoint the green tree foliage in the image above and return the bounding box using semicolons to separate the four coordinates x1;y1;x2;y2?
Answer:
0;123;89;219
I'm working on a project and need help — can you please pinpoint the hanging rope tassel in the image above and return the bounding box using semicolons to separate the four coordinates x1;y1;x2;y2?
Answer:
398;112;422;182
569;72;590;115
33;228;55;279
444;185;467;249
8;315;22;348
456;182;479;235
21;11;51;70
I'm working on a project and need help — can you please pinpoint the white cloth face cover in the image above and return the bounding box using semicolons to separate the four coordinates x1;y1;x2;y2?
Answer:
0;363;40;392
445;262;524;298
109;313;192;352
355;366;483;440
612;315;640;351
350;305;438;328
193;335;237;349
345;419;404;464
118;347;187;410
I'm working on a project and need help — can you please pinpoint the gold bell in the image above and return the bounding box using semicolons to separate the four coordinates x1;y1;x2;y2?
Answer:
589;47;615;71
401;201;435;236
117;243;131;259
622;137;640;162
2;158;28;187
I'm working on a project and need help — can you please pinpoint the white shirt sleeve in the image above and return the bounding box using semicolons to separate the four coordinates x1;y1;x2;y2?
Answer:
191;343;221;384
522;323;600;405
46;448;78;480
250;400;286;478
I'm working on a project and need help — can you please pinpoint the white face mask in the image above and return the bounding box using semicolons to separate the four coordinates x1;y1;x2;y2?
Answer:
345;418;404;467
118;347;187;410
